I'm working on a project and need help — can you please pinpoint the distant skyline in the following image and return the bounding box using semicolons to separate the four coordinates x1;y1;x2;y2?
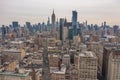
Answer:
0;0;120;26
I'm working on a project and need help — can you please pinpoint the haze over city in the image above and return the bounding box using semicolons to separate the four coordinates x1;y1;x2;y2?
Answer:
1;0;120;80
0;0;120;26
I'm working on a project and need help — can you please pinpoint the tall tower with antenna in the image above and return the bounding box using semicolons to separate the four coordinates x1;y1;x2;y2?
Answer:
51;9;56;36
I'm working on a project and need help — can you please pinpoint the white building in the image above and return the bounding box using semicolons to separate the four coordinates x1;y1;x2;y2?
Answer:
107;49;120;80
50;65;66;80
78;51;98;80
62;54;70;67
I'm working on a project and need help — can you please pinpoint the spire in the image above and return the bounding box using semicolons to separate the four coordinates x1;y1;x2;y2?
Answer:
65;17;67;23
64;17;67;26
57;18;58;22
52;9;55;18
53;9;54;14
48;17;50;20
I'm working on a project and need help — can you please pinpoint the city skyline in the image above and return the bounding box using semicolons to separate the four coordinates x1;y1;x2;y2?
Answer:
0;0;120;26
0;1;120;80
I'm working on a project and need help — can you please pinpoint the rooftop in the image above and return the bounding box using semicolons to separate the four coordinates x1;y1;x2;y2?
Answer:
79;51;97;58
63;54;70;57
0;71;30;77
50;65;66;74
11;41;23;44
3;49;21;53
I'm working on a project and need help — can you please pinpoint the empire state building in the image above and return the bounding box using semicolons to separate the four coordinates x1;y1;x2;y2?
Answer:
51;10;56;36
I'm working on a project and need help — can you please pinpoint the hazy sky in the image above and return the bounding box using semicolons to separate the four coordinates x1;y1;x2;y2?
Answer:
0;0;120;26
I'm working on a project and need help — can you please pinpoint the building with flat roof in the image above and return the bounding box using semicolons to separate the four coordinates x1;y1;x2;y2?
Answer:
62;54;70;68
0;70;31;80
48;54;61;67
78;51;98;80
50;65;66;80
2;48;26;61
107;49;120;80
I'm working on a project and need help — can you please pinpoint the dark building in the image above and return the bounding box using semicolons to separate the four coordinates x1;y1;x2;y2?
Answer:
47;17;51;31
102;44;120;80
70;54;74;64
6;26;10;34
38;23;42;32
56;19;59;31
41;22;46;32
113;25;119;35
12;21;20;38
59;18;64;42
102;47;111;80
68;28;73;40
12;21;19;29
72;11;77;36
26;22;33;32
1;25;6;39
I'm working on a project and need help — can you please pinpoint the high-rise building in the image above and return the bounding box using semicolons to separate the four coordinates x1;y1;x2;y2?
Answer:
12;21;19;29
1;25;6;39
86;42;103;72
72;11;78;36
113;25;119;35
78;51;98;80
56;18;59;31
63;26;68;42
102;44;120;80
47;17;51;31
26;22;32;32
68;28;73;40
107;49;120;80
102;47;112;80
63;54;70;68
12;21;20;38
51;10;56;36
59;18;64;42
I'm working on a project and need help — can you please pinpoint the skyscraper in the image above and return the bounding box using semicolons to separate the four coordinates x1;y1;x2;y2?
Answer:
72;11;77;36
12;21;19;29
47;17;50;31
107;49;120;80
1;25;6;39
56;18;59;31
102;45;120;80
12;21;19;38
51;10;56;36
78;51;98;80
59;18;64;42
26;22;33;32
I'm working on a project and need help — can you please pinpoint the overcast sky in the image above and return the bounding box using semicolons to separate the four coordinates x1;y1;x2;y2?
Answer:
0;0;120;26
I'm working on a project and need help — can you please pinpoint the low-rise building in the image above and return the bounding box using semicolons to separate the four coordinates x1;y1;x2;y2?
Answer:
2;48;26;61
50;65;66;80
0;70;31;80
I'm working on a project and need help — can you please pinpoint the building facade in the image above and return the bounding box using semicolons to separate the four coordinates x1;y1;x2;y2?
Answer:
78;51;98;80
